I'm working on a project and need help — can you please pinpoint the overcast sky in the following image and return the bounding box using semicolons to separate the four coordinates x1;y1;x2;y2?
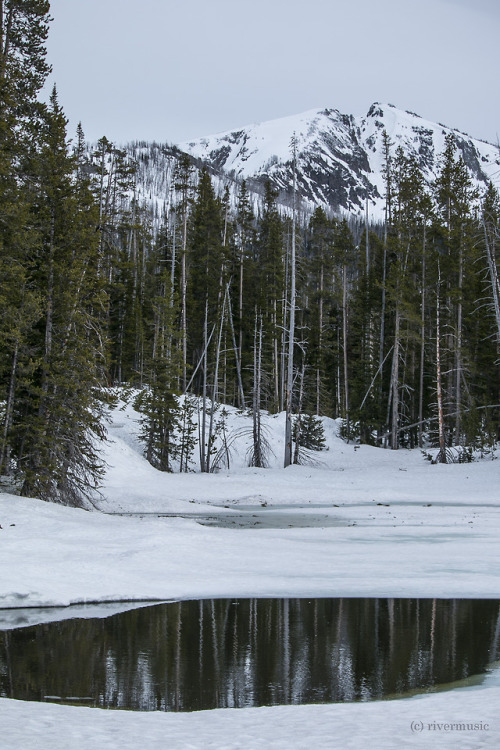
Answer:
45;0;500;147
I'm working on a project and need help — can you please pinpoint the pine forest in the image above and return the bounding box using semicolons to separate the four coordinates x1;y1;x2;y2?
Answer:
2;1;500;509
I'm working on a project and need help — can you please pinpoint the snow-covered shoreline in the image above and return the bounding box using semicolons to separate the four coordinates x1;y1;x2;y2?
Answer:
1;400;499;613
2;681;500;750
1;398;499;748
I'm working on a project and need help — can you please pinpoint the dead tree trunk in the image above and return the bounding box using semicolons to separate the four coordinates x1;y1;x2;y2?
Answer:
200;301;208;472
436;262;447;463
316;263;324;416
454;231;464;445
418;224;427;448
482;214;500;344
342;263;350;438
284;137;297;467
389;306;400;450
251;312;266;468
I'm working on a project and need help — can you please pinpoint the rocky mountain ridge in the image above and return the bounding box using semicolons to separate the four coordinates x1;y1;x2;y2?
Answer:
177;102;500;218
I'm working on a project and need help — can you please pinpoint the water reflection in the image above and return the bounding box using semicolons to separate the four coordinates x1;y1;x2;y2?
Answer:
1;598;499;712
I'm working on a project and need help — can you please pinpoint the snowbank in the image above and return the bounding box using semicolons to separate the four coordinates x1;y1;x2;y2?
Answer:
2;680;499;750
1;396;499;748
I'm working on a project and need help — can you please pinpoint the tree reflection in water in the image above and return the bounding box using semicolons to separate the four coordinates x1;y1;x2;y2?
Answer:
1;598;499;711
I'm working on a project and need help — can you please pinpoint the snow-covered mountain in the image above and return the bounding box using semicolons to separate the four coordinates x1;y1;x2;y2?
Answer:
120;103;500;228
178;102;500;219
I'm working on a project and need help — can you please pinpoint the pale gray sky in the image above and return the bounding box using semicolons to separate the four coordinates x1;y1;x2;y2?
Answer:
45;0;500;146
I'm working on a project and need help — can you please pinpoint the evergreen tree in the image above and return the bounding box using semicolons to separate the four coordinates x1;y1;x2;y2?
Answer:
136;229;184;471
0;1;51;140
384;150;428;448
434;135;479;446
230;179;255;407
173;153;195;389
17;90;108;506
303;207;336;416
334;218;357;433
347;228;386;442
0;0;50;475
254;181;284;411
91;137;139;383
187;168;225;384
293;413;326;463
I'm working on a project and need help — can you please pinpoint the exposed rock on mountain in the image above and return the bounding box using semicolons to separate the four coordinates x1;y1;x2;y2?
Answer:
177;102;500;218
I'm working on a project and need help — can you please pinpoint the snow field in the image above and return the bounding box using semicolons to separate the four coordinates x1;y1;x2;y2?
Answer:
1;396;499;748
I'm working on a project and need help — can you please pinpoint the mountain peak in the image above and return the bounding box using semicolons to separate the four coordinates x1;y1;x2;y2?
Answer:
176;104;500;218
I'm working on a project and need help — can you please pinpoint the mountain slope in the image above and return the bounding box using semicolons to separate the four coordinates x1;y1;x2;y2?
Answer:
178;102;500;218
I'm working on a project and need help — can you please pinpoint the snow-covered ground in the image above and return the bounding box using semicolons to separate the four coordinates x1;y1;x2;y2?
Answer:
2;680;499;750
1;395;499;748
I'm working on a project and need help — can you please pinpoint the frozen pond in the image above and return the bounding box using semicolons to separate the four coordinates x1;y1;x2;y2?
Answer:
105;505;348;529
197;508;346;529
1;598;500;712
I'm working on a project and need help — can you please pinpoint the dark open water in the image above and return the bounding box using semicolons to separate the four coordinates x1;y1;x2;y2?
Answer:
1;598;499;711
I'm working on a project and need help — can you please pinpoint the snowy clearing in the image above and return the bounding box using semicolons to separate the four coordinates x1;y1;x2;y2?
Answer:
1;397;499;748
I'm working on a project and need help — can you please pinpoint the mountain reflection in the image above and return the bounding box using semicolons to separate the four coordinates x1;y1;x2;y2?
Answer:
1;598;499;712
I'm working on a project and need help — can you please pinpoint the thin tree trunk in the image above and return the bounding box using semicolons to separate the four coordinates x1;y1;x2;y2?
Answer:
170;209;176;308
207;291;227;472
379;134;391;436
454;231;463;445
316;263;324;416
181;206;188;390
200;301;208;472
436;262;447;463
482;214;500;343
418;225;427;448
336;329;341;417
365;196;370;275
390;307;400;449
60;261;89;355
379;225;387;385
227;289;245;408
284;137;297;467
280;232;289;416
273;299;279;408
342;263;350;436
0;4;15;80
39;208;56;412
293;361;306;465
252;311;265;468
0;339;18;473
238;241;244;372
